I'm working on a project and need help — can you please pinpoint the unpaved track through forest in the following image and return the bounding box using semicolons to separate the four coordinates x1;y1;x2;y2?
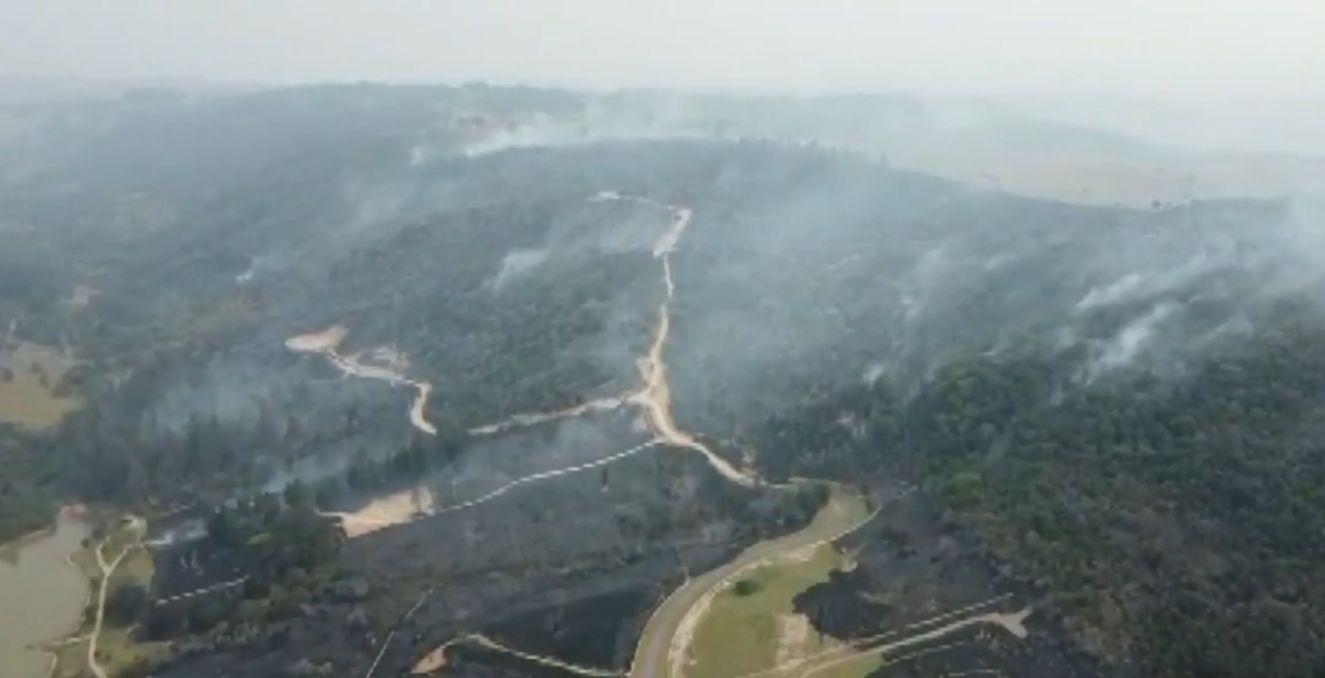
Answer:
303;193;1033;676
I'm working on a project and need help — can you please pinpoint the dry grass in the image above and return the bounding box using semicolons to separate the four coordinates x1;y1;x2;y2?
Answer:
0;342;81;428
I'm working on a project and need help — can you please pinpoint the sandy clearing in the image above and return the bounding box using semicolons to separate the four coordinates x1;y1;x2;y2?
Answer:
324;487;436;539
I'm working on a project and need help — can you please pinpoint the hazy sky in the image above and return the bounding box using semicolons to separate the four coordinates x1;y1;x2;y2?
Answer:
3;1;1321;99
3;1;1323;153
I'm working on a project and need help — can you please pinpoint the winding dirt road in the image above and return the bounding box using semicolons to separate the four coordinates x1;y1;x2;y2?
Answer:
413;633;620;677
799;607;1031;677
285;327;436;435
327;193;1035;677
87;517;144;678
467;396;627;437
468;195;756;487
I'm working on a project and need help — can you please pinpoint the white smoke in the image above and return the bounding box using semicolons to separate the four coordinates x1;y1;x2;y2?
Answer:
862;362;886;385
1076;252;1218;312
144;520;207;548
489;249;549;292
459;106;700;158
1086;302;1177;381
1076;272;1145;310
408;144;429;166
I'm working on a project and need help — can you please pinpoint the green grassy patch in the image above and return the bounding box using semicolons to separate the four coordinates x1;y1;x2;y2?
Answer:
689;544;858;678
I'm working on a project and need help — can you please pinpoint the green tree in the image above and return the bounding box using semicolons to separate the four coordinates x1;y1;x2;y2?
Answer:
108;582;150;624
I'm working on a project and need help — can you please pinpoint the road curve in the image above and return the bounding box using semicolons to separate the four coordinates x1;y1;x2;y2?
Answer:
628;484;876;678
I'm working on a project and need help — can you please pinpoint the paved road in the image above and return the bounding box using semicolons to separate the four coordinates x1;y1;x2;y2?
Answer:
629;485;873;678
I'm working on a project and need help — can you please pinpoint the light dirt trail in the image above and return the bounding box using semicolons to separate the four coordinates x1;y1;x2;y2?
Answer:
365;590;432;678
299;193;675;441
314;192;749;549
799;608;1031;677
413;634;621;677
467;395;628;436
732;593;1017;678
285;327;436;435
87;518;144;678
579;196;1031;678
591;199;760;485
152;576;249;606
627;276;754;488
469;194;756;488
410;382;435;435
312;193;1030;676
431;439;661;517
325;440;662;538
418;194;863;677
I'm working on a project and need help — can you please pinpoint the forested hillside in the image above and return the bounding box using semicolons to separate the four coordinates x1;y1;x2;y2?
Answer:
2;83;1323;676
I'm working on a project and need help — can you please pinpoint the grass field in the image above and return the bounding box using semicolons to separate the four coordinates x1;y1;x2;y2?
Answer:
0;342;81;428
687;526;881;677
52;516;169;678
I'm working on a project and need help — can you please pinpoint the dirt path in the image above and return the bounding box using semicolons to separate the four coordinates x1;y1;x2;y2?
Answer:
468;195;756;487
404;194;836;676
324;439;663;538
799;607;1031;677
354;194;1032;677
413;634;621;677
152;576;248;606
409;382;435;435
285;327;436;435
297;193;747;550
430;439;662;516
467;395;628;437
732;593;1028;678
365;590;433;678
87;517;144;678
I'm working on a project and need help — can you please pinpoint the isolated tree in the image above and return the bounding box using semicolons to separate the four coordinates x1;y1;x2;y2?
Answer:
108;582;150;624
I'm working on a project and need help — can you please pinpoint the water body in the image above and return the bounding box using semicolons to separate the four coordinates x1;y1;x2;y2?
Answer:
0;507;92;678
